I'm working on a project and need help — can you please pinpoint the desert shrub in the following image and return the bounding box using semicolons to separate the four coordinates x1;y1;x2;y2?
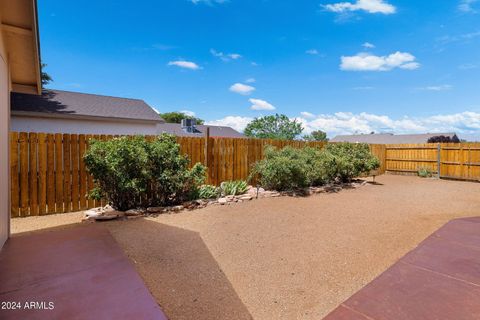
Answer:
251;143;380;190
84;134;206;211
198;185;219;199
418;167;433;178
220;180;249;196
322;143;380;183
250;146;311;191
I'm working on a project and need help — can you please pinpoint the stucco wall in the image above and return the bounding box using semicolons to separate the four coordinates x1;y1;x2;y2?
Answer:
11;115;160;135
0;29;10;247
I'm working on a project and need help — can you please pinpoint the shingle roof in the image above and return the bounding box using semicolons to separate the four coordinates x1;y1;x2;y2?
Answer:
330;133;457;144
11;89;164;122
156;123;244;138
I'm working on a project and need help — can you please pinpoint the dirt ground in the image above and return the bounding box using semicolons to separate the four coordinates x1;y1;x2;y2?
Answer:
11;175;480;320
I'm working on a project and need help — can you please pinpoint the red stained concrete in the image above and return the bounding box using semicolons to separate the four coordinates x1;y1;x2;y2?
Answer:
0;225;167;320
324;216;480;320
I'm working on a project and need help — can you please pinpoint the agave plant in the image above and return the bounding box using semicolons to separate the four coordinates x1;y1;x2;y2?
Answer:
220;180;249;196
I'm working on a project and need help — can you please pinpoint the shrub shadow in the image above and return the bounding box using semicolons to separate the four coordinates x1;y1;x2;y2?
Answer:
108;218;253;320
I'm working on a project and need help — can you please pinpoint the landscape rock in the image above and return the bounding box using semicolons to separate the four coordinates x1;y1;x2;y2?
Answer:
84;209;102;218
172;205;184;212
147;207;163;213
238;195;253;201
218;198;228;205
125;209;144;216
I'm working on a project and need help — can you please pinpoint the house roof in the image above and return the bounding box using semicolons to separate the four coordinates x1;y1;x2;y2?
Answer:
11;89;164;123
330;132;457;144
156;123;244;138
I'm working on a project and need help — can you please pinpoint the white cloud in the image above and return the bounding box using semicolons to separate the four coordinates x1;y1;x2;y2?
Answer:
206;111;480;138
294;111;480;137
459;0;479;12
340;51;420;71
306;49;319;55
229;83;256;95
322;0;396;14
168;60;201;70
205;116;253;132
245;78;256;83
180;110;196;117
362;42;375;48
249;98;276;111
210;49;242;62
300;111;316;119
420;85;453;91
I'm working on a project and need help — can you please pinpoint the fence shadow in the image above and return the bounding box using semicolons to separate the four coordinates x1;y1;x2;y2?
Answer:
106;218;253;320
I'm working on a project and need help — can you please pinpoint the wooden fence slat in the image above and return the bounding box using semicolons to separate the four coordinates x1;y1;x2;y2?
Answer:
29;133;39;216
10;132;19;217
86;135;95;209
46;134;55;213
71;134;80;212
19;132;29;217
55;133;64;213
63;134;71;212
38;133;47;215
79;134;87;210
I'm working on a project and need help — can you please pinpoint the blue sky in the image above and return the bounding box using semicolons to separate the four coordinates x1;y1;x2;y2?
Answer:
39;0;480;139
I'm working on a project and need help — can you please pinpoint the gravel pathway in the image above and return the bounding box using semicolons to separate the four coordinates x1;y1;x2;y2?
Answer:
12;175;480;320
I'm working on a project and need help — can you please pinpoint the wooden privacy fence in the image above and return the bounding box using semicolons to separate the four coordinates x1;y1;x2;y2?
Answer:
385;143;480;181
14;132;363;217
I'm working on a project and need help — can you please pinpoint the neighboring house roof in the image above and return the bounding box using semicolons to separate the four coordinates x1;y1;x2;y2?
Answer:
11;89;164;123
156;123;245;138
330;133;457;144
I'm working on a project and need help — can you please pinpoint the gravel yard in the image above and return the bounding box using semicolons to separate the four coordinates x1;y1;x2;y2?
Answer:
12;175;480;320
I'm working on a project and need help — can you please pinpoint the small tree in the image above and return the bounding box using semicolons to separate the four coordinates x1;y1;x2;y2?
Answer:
41;63;53;86
244;114;303;140
303;130;328;142
427;135;460;143
159;111;205;125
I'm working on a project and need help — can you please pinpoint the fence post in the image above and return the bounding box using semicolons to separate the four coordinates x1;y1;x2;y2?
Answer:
437;143;441;179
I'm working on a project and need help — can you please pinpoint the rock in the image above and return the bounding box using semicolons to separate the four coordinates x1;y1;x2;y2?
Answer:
225;195;235;201
310;187;324;194
269;192;281;197
239;195;253;201
218;198;228;205
103;205;115;213
125;209;144;216
84;209;102;218
172;205;184;212
147;207;163;213
247;187;265;196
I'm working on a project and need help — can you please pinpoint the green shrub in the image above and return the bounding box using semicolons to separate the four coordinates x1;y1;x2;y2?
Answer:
84;134;206;211
250;146;311;191
220;180;249;196
322;143;380;183
251;143;380;191
198;185;219;199
418;167;433;178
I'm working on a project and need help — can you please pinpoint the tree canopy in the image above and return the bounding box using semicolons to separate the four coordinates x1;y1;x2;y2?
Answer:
303;130;328;142
41;63;53;86
159;111;204;125
244;114;303;140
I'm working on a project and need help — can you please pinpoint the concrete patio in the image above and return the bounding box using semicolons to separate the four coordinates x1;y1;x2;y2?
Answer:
0;224;167;320
324;216;480;320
